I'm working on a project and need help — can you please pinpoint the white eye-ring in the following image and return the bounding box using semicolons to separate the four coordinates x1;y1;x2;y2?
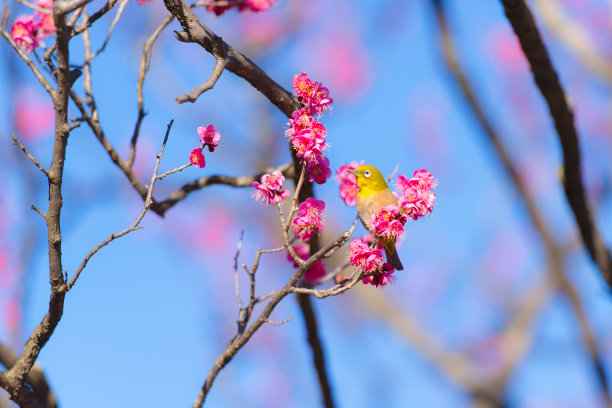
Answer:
364;170;371;178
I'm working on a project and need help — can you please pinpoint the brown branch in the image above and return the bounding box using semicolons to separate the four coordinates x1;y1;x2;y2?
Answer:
434;1;612;404
162;0;300;116
176;36;227;103
500;0;612;287
193;229;353;407
152;162;295;215
296;294;336;408
2;4;74;406
0;342;57;408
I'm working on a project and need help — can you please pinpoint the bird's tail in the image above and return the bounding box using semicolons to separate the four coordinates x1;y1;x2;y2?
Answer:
382;239;403;271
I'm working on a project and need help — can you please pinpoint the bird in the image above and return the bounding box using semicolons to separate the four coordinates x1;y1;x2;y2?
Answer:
348;165;404;270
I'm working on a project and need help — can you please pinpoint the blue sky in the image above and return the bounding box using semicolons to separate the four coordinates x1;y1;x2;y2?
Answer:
2;0;612;406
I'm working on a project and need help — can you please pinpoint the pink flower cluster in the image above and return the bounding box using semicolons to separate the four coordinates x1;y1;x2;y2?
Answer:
286;73;333;185
286;244;327;282
252;170;290;205
371;205;407;240
10;0;55;54
293;197;325;242
336;161;363;206
205;0;275;16
189;125;221;169
292;73;333;117
348;238;394;288
396;169;437;220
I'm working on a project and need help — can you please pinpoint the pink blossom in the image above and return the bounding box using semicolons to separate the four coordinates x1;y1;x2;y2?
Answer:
306;157;331;185
293;198;325;241
292;72;333;116
189;148;205;168
252;170;290;205
34;0;54;38
286;244;327;282
197;125;221;152
287;108;328;164
336;161;363;206
362;263;395;288
349;238;383;274
396;169;437;221
371;205;406;240
10;16;40;53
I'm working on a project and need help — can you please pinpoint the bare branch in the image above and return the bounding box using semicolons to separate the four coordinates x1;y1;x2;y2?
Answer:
163;0;301;116
155;163;191;180
130;13;175;168
193;229;353;407
75;0;130;67
67;120;174;291
0;342;58;408
11;134;50;178
176;36;227;103
500;0;612;287
152;162;295;215
265;316;294;326
434;2;612;404
296;294;336;408
233;231;244;312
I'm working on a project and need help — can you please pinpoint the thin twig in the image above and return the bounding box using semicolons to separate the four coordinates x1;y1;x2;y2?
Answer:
265;316;294;326
130;12;175;168
192;229;353;407
11;134;50;178
233;231;244;311
67;120;174;291
156;163;191;180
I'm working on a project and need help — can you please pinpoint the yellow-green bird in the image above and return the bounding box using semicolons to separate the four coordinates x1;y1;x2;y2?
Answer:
348;165;404;270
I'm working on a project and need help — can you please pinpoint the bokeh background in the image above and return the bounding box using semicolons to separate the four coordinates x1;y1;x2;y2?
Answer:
2;0;612;406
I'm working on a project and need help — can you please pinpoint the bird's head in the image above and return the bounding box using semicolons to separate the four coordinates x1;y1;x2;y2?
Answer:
347;165;388;193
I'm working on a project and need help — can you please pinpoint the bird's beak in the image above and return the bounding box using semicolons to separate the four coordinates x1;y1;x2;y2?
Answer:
347;169;359;175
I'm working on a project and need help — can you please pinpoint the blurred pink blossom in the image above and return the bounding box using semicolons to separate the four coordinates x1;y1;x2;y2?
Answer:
10;16;40;53
14;87;54;141
286;244;326;282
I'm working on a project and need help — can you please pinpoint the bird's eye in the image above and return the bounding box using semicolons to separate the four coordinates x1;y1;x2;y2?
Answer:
364;170;371;178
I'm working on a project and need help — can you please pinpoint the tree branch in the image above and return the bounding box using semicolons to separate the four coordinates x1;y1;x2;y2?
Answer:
500;0;612;287
0;342;57;408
